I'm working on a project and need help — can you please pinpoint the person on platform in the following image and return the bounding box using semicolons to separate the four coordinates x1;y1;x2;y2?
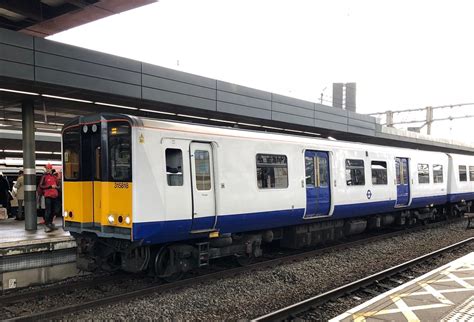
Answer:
39;164;59;232
0;172;9;211
14;170;24;220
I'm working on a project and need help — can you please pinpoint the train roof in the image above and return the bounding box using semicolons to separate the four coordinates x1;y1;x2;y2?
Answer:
62;113;472;158
134;115;448;157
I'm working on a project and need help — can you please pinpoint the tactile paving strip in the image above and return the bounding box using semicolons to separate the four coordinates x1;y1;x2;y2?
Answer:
441;295;474;321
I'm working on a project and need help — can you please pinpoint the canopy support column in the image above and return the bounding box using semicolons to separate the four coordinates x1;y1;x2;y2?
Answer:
22;99;37;231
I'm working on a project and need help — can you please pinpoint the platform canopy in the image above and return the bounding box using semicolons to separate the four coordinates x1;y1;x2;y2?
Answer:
0;0;156;38
1;27;474;165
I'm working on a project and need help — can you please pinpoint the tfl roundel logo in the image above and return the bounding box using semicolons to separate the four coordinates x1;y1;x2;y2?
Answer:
366;190;372;199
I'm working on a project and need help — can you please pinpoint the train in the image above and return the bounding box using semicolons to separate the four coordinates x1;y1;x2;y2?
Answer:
62;113;474;279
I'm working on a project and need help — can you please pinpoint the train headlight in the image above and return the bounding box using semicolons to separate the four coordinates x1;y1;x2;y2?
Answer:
125;216;131;225
63;211;68;218
107;215;115;224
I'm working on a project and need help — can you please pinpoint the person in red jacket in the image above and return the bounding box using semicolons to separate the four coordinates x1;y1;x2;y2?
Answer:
39;164;59;232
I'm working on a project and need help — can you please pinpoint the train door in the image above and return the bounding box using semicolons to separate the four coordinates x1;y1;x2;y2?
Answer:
190;142;216;231
81;124;102;227
304;150;331;218
395;157;410;207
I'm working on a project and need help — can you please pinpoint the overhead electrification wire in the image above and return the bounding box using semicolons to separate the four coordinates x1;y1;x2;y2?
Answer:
367;102;474;116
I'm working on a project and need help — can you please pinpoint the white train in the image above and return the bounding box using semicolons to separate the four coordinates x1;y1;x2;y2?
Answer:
62;114;474;277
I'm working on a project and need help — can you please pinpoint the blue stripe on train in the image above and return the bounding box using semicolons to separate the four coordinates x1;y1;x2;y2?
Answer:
411;195;448;209
448;192;474;203
133;193;472;244
133;208;306;244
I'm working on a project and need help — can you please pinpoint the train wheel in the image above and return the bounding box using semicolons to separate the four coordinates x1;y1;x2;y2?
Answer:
120;246;150;273
235;254;254;266
154;246;183;282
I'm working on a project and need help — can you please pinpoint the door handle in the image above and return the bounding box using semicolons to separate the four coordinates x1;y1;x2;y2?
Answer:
202;193;208;196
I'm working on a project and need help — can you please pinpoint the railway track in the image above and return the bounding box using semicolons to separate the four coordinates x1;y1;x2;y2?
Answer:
0;273;133;308
253;237;474;321
2;218;466;321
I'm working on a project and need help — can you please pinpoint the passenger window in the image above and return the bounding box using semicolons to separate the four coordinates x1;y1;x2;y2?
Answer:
470;166;474;181
402;159;409;184
305;157;315;186
395;159;401;184
195;150;211;190
256;154;288;189
417;164;430;184
346;159;365;186
166;149;183;186
433;164;443;183
318;157;328;186
459;165;467;182
371;161;387;185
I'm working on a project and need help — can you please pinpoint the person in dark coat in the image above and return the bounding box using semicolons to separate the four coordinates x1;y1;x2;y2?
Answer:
0;172;10;210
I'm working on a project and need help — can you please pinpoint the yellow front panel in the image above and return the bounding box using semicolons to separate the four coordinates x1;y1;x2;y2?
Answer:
64;181;132;228
95;182;133;228
64;181;93;223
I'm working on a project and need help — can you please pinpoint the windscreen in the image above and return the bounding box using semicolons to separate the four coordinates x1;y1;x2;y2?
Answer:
63;127;80;180
108;122;132;182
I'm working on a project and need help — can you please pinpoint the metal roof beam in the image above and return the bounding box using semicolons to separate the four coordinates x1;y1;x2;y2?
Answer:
0;0;46;22
63;0;96;9
0;15;30;31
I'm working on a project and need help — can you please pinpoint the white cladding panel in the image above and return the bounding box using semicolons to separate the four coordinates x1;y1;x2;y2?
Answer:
447;154;474;194
133;127;167;223
332;148;394;205
409;151;449;199
217;137;305;215
162;138;193;221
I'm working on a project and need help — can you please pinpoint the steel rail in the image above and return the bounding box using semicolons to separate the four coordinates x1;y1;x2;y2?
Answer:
4;218;466;322
252;237;474;322
0;273;132;308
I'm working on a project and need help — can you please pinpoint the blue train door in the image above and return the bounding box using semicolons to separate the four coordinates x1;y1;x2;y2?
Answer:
304;150;331;218
395;157;410;207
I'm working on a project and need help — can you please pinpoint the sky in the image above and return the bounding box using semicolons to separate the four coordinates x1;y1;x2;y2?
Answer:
49;0;474;142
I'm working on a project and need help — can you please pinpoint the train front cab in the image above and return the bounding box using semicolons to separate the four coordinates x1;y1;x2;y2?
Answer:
62;115;133;240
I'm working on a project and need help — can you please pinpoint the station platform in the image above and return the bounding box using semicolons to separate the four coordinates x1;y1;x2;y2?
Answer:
330;252;474;321
0;218;78;290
